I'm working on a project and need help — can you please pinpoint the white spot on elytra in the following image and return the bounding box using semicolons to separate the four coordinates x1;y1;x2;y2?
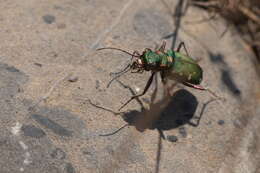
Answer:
11;122;22;136
20;167;24;172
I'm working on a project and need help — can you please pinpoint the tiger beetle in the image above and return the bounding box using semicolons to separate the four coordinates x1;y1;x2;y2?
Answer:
97;41;220;111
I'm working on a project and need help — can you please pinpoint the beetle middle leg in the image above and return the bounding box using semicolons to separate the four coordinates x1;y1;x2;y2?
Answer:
118;72;156;111
176;42;202;62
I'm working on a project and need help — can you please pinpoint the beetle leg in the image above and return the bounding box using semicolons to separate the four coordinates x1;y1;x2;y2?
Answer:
118;72;156;111
176;42;190;57
158;41;166;52
183;82;205;90
132;50;140;59
183;82;222;99
160;71;167;85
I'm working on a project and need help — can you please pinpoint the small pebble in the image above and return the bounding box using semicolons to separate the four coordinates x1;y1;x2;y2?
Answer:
95;80;100;89
167;135;178;142
42;15;55;24
179;127;187;138
218;120;225;125
68;76;78;82
34;63;42;67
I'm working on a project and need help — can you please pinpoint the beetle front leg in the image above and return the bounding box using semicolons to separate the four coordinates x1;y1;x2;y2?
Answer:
110;50;140;76
118;72;156;111
158;41;166;52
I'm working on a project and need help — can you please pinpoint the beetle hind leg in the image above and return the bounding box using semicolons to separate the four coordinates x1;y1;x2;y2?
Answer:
176;42;190;57
183;82;223;99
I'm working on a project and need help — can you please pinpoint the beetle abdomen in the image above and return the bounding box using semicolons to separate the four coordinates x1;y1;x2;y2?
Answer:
166;51;203;84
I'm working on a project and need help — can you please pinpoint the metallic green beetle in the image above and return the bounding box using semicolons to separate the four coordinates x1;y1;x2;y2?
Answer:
98;41;214;110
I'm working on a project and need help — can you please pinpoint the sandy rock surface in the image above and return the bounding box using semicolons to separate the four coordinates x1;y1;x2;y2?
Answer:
0;0;259;173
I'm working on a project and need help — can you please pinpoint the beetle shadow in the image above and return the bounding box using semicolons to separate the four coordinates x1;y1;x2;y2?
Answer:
89;79;204;135
122;89;199;132
88;78;215;173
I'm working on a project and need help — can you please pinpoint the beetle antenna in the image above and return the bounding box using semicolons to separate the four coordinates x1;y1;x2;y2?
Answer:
110;64;131;76
107;66;131;88
97;47;140;57
99;124;128;136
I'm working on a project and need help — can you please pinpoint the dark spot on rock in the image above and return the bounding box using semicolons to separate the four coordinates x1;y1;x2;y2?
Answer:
42;15;56;24
179;127;187;138
50;148;66;160
18;87;24;93
95;80;100;90
31;114;73;137
34;63;42;67
22;124;46;138
65;163;75;173
47;51;58;58
6;66;20;73
218;120;225;125
113;35;120;39
167;135;178;142
82;150;92;155
68;76;78;82
221;70;241;97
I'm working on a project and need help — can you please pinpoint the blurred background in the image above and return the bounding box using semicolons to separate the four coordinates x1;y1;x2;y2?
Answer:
191;0;260;70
